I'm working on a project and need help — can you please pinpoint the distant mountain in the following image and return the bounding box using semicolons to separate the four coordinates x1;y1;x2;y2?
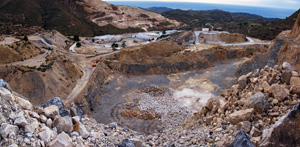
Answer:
0;0;180;36
162;9;299;40
147;7;173;13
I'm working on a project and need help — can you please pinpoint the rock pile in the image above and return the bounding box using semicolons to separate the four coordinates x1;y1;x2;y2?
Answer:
187;62;300;146
0;80;144;147
1;61;300;146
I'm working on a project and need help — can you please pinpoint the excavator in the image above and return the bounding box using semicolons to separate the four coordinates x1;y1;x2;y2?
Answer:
91;58;99;67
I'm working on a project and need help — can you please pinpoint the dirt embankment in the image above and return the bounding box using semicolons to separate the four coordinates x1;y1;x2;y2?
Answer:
238;14;300;75
168;31;195;46
199;33;247;44
0;51;82;105
220;33;247;43
105;41;267;75
0;41;42;64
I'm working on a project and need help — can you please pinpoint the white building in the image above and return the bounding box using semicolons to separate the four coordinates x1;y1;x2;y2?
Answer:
202;28;210;32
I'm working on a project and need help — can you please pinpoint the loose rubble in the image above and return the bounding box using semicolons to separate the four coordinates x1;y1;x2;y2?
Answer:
1;62;300;146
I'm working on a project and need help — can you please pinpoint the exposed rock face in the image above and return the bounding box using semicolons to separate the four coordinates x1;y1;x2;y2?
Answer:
238;13;300;74
107;41;266;75
230;130;254;147
260;103;300;147
291;13;300;38
0;52;83;106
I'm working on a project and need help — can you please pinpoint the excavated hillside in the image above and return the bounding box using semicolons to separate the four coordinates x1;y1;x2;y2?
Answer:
168;31;196;46
0;41;42;64
238;13;300;75
198;33;247;44
0;51;83;106
105;41;267;75
80;0;181;31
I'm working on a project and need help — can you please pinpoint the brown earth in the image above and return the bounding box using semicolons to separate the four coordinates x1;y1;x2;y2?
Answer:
120;108;159;120
168;31;195;46
0;51;83;105
199;33;247;44
0;41;42;64
220;33;247;43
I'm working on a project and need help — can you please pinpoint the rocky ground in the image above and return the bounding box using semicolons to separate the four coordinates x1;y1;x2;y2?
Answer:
1;60;300;147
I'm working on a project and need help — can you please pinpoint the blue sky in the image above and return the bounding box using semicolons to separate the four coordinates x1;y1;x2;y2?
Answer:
105;0;300;9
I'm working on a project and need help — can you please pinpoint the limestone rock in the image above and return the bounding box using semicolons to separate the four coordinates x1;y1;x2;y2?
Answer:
290;85;300;94
281;71;292;84
290;77;300;86
248;92;269;112
260;102;300;147
237;121;252;133
229;108;254;124
44;105;59;119
14;115;28;127
238;75;248;90
282;62;295;71
40;115;47;123
53;115;73;133
269;84;288;101
15;96;33;110
205;97;215;111
262;81;270;92
24;118;39;133
78;123;89;139
46;118;53;128
0;123;19;138
38;126;55;145
49;132;73;147
0;87;13;101
230;129;254;147
249;126;261;137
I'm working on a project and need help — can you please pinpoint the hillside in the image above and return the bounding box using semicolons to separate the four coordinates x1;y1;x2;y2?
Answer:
0;0;180;36
162;9;300;40
247;9;300;40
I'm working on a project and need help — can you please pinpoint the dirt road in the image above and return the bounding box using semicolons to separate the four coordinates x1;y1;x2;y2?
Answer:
0;50;51;67
64;50;120;104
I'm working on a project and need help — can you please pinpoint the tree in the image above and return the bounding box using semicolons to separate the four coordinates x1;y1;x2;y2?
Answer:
74;35;80;42
111;42;118;48
76;42;81;47
23;35;28;41
122;42;126;48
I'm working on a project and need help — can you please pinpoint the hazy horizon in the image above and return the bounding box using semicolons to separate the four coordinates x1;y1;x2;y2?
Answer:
104;0;299;10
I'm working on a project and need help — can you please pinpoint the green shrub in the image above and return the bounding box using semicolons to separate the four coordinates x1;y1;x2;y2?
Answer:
76;42;81;47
